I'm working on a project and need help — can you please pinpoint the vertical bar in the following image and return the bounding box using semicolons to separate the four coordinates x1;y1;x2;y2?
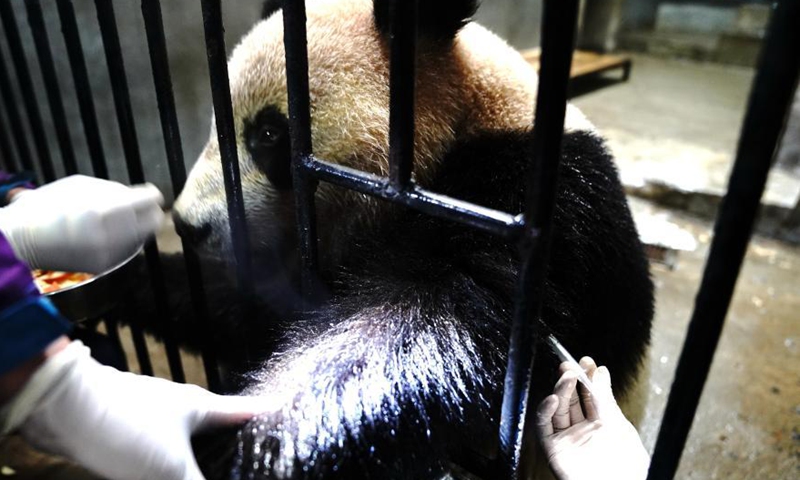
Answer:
648;1;799;478
103;319;131;372
499;0;579;477
0;1;55;182
55;0;108;179
94;0;185;382
199;0;254;296
0;101;20;171
282;0;318;297
0;45;34;173
24;0;79;176
387;0;417;191
141;0;222;392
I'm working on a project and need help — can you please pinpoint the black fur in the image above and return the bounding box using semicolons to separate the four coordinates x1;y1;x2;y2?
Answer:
262;0;282;20
373;0;479;41
244;106;293;191
119;129;652;478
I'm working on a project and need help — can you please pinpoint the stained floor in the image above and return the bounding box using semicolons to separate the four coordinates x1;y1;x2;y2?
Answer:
572;54;799;479
636;210;799;479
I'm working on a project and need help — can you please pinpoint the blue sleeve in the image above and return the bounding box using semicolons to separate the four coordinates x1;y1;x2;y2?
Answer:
0;297;72;376
0;231;71;376
0;171;36;207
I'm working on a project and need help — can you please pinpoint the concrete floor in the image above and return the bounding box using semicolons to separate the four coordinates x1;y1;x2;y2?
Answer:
572;55;799;212
637;210;798;479
572;54;799;479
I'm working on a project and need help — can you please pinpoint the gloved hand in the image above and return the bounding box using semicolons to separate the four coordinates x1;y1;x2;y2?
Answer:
0;175;164;273
1;340;261;480
536;357;650;480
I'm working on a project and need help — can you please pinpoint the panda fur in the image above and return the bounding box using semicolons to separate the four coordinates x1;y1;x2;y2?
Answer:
119;0;654;478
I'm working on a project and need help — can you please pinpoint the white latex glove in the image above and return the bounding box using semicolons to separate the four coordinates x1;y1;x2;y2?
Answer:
536;357;650;480
0;175;164;273
0;341;261;480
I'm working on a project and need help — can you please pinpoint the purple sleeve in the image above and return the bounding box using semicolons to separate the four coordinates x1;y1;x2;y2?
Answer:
0;231;38;309
0;232;71;376
0;171;35;190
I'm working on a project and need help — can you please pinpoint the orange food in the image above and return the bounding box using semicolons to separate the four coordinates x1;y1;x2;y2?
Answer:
32;270;93;294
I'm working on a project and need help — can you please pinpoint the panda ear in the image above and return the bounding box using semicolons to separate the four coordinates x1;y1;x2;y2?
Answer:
261;0;282;19
373;0;479;41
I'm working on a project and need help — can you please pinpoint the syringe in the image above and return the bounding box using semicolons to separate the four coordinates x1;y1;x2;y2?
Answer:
546;334;594;394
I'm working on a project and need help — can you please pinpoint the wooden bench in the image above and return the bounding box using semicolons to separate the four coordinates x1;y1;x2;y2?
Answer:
521;49;632;81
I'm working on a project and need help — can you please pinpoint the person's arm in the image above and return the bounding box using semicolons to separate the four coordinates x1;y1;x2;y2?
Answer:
536;357;650;480
0;222;261;480
0;337;68;405
0;175;164;273
0;230;72;381
2;338;262;480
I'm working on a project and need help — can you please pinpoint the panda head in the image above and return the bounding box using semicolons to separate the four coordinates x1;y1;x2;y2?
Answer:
173;0;543;267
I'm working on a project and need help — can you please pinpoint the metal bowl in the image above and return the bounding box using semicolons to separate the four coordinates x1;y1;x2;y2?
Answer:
45;247;142;322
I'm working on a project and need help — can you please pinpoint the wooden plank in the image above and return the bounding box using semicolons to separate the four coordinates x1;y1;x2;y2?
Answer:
521;48;632;80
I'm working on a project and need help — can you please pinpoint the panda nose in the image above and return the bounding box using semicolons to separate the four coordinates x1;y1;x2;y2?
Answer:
173;214;212;246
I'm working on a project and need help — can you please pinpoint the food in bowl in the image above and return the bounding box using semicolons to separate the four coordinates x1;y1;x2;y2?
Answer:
32;269;94;294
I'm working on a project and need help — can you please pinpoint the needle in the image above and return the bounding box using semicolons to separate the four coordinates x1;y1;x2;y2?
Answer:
546;334;594;394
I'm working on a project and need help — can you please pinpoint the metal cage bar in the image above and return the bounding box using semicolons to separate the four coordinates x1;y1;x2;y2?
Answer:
0;0;55;182
0;45;34;173
387;0;417;192
283;0;578;476
647;0;800;477
140;0;222;393
55;0;108;180
94;0;187;382
282;0;319;298
499;0;580;475
23;0;78;176
199;0;254;298
282;0;526;247
304;156;524;238
0;103;17;171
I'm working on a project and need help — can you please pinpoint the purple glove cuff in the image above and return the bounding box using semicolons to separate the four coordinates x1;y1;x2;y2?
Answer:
0;171;35;187
0;231;39;311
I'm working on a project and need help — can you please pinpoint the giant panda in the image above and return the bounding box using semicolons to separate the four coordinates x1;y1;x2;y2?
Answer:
121;0;654;478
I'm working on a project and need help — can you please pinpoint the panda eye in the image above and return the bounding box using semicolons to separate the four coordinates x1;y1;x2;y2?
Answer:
244;107;292;191
255;125;282;148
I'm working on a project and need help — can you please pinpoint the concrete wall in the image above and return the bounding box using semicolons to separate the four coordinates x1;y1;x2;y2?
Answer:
474;0;542;50
619;0;764;30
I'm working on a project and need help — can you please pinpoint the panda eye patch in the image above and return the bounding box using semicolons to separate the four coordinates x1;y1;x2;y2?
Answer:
244;106;292;191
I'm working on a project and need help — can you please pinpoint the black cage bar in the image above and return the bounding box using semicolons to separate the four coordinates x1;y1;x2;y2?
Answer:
0;0;796;478
500;0;579;475
200;0;255;298
94;0;187;383
0;42;34;173
281;0;579;476
0;103;17;171
647;1;800;478
55;0;109;180
23;0;78;176
0;0;55;182
140;0;222;393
